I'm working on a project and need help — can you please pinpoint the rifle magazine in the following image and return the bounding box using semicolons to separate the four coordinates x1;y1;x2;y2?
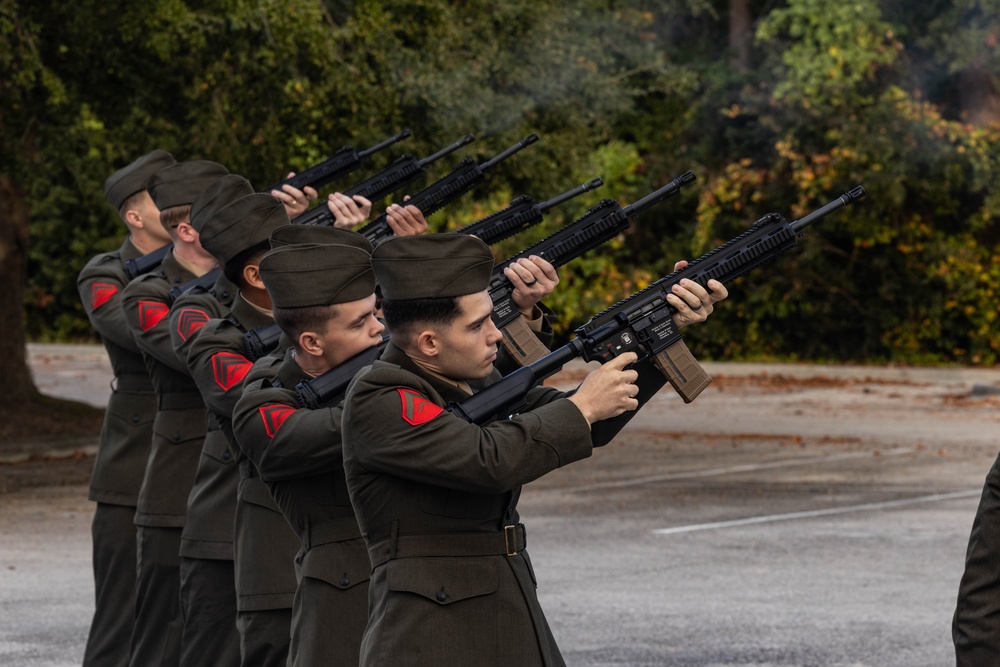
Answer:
499;316;550;367
651;339;712;403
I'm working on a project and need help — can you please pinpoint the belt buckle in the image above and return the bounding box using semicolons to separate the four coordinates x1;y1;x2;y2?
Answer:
504;524;518;557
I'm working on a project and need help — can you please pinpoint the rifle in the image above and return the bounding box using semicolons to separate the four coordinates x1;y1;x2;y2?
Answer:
295;336;391;409
454;177;604;246
490;171;696;366
262;129;411;193
449;186;867;425
124;244;172;281
292;134;477;227
355;133;540;248
241;177;602;362
127;131;412;280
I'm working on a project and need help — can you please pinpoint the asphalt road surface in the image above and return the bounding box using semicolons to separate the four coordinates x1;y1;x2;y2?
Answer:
2;345;1000;666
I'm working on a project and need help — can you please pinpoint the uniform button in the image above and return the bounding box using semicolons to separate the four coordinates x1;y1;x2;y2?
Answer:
339;576;350;587
220;290;230;299
172;432;181;442
436;590;447;602
132;414;140;424
223;451;231;462
173;276;182;283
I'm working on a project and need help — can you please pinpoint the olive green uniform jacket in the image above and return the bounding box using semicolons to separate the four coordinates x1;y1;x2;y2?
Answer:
342;342;668;667
168;278;237;560
233;348;369;667
120;251;207;528
179;295;300;613
78;237;157;506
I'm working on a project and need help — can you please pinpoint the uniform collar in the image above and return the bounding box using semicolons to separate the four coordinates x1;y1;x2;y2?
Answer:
380;342;476;402
230;293;273;331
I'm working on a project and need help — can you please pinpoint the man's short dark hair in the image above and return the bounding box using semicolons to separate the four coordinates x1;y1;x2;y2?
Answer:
223;240;271;291
380;296;461;345
272;303;339;351
118;191;146;221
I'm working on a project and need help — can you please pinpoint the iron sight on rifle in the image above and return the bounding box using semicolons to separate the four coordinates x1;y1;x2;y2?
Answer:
354;133;540;248
242;176;604;363
490;170;696;365
292;134;477;227
449;185;868;425
262;129;411;193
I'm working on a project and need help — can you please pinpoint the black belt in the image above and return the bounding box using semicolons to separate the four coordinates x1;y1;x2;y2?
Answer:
158;392;204;410
304;517;363;550
114;373;153;392
368;523;527;568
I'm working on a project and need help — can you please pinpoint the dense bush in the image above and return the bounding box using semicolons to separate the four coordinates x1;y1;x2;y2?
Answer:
5;0;998;364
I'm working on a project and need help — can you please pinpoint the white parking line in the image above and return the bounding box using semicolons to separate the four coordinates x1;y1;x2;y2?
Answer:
578;447;916;492
651;489;983;535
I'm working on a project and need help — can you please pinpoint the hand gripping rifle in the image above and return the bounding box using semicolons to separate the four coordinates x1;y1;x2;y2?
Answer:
354;133;540;248
291;134;477;227
242;177;604;363
448;186;867;426
124;130;413;281
288;176;695;408
490;171;696;366
262;129;411;193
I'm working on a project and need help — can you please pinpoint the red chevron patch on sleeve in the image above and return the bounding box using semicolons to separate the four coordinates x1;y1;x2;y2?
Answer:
259;404;295;438
212;352;253;391
397;388;444;426
138;300;170;331
176;308;211;342
90;282;118;310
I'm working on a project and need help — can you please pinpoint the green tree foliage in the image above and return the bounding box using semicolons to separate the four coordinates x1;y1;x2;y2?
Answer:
6;0;1000;365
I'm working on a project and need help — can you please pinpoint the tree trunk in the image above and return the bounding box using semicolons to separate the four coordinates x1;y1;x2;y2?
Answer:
729;0;753;73
0;173;40;402
960;65;1000;127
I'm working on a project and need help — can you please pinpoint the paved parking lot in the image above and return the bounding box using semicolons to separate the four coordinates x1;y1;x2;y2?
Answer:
2;345;999;666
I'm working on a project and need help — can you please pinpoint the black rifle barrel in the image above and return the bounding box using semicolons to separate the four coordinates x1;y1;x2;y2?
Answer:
355;133;540;247
478;133;539;173
292;134;479;227
417;134;477;168
263;129;411;193
790;185;866;232
537;177;604;213
456;176;605;244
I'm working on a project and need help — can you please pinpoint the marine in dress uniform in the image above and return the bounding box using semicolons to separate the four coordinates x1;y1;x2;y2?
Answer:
341;234;725;667
174;191;301;667
233;229;381;667
166;175;253;667
119;159;229;667
954;451;1000;665
78;149;175;667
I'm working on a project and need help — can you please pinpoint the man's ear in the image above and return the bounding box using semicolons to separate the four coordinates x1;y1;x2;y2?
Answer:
298;330;323;358
123;208;144;232
243;263;265;290
414;328;440;359
175;220;198;244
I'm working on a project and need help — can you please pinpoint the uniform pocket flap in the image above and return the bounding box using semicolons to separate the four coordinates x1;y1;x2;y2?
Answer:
386;557;498;605
240;478;280;510
300;541;371;590
152;409;207;444
201;431;232;463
